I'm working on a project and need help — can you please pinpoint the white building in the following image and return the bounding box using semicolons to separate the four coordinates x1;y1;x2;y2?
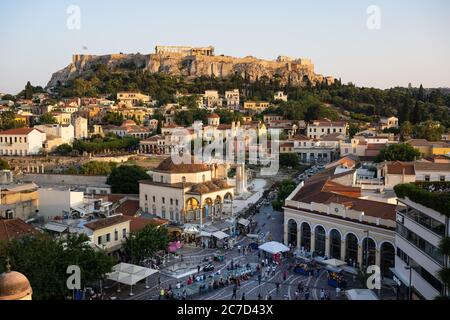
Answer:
203;90;223;109
274;91;288;102
225;89;240;109
34;124;75;145
393;195;448;299
0;128;46;156
307;120;348;139
38;188;84;220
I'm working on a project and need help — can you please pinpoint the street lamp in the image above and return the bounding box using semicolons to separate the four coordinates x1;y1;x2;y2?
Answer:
405;265;413;300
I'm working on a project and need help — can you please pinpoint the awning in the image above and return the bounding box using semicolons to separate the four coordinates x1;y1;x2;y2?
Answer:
183;224;200;234
200;231;212;237
107;263;158;286
345;289;379;300
258;241;290;254
44;222;68;233
322;258;346;268
238;218;250;227
212;231;229;240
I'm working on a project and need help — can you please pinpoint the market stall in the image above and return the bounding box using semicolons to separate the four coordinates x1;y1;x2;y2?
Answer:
326;267;347;288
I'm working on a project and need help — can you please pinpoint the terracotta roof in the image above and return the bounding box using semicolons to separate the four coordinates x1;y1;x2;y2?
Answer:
0;219;39;242
414;162;450;172
116;200;140;217
290;134;310;141
130;217;168;232
208;113;220;119
84;215;131;231
309;120;348;127
386;161;415;175
407;139;430;147
0;128;39;135
154;157;210;173
366;143;386;150
291;176;396;221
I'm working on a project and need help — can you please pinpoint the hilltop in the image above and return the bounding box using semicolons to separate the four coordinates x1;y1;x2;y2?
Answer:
47;45;334;89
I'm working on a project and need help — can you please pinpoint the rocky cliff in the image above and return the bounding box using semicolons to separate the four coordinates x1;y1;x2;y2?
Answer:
47;50;333;88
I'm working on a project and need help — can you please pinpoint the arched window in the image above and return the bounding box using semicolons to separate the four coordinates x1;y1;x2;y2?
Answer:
329;229;341;259
314;226;326;257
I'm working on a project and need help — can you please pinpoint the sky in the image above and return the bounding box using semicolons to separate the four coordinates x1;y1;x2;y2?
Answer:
1;0;450;94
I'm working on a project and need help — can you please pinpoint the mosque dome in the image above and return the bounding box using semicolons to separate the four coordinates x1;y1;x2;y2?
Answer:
0;260;32;300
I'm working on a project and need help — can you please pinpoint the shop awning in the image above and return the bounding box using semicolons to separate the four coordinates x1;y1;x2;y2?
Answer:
345;289;379;300
44;222;68;233
212;231;229;240
200;231;212;237
238;218;250;227
183;224;200;234
107;263;158;286
322;258;346;268
258;241;290;254
390;267;411;287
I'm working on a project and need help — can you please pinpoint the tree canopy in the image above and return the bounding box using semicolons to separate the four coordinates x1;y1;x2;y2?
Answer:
0;233;115;300
376;143;421;162
106;165;150;194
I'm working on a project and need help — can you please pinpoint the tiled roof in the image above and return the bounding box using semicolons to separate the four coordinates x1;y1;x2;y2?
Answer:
291;176;396;221
0;219;39;242
84;215;131;231
386;161;415;175
116;200;140;217
0;128;38;135
414;162;450;172
130;217;168;233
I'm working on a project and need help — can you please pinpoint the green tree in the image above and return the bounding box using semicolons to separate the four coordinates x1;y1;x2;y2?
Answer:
272;179;297;211
25;81;33;100
376;143;421;162
279;153;300;168
400;121;413;141
0;158;10;170
123;224;169;264
81;161;117;175
106;165;150;194
0;233;114;300
39;113;58;124
54;144;73;156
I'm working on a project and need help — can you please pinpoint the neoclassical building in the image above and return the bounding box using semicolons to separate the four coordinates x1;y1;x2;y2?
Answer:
139;157;234;225
283;169;397;276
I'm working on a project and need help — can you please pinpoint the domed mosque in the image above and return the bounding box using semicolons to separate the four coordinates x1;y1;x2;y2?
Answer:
0;258;32;300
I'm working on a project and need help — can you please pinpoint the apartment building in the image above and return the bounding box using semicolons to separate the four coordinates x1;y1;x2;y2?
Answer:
0;128;46;156
307;119;348;139
393;189;449;299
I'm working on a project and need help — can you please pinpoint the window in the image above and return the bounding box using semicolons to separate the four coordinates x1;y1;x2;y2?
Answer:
162;197;165;204
176;199;179;206
440;176;445;182
122;228;127;239
106;233;110;242
396;224;444;265
114;230;118;241
145;194;148;201
153;195;155;202
425;175;430;182
97;236;102;245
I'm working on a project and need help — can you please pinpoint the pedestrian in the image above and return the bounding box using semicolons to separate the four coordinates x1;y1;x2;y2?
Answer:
231;286;237;300
158;276;161;286
275;282;280;295
241;292;246;300
197;265;200;274
283;271;287;281
304;289;310;300
320;289;325;300
237;245;241;255
258;273;262;285
258;293;262;300
336;286;341;299
159;287;165;300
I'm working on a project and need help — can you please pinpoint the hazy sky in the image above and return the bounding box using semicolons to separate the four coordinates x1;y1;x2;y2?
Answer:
1;0;450;94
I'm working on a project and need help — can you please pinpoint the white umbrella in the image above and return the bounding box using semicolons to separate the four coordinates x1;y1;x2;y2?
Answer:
322;258;346;267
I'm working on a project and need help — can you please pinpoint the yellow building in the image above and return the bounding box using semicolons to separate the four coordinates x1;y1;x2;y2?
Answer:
117;92;150;107
1;182;39;221
50;112;71;125
243;101;270;113
84;215;131;254
407;139;450;157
